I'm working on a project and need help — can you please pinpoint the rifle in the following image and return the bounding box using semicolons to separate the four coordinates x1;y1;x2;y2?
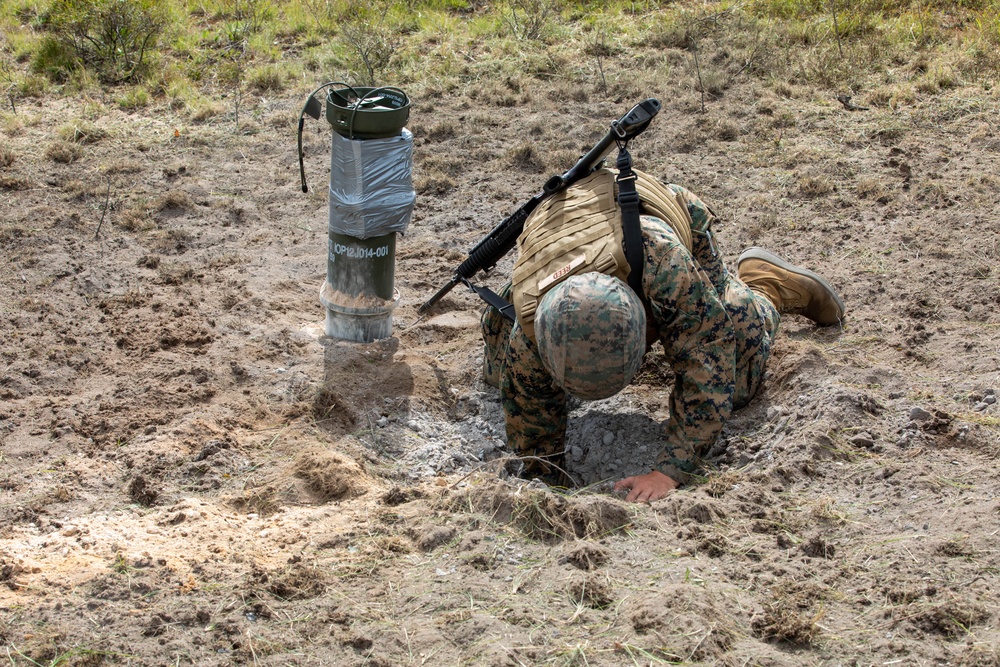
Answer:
418;98;661;316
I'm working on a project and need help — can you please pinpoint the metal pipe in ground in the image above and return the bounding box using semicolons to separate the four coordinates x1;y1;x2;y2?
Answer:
315;85;413;343
320;231;399;342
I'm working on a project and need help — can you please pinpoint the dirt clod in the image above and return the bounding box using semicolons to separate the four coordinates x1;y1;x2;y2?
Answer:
752;598;821;645
293;449;369;502
127;475;159;506
559;541;610;570
566;574;613;609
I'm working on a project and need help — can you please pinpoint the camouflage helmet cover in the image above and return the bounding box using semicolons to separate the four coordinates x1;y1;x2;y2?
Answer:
534;272;646;400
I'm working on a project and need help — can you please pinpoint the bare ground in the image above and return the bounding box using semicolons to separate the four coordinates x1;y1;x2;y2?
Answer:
2;58;1000;666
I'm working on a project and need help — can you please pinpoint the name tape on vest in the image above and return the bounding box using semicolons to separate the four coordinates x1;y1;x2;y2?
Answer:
538;255;586;292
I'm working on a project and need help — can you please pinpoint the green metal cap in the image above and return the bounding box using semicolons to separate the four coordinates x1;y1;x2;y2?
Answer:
326;86;410;139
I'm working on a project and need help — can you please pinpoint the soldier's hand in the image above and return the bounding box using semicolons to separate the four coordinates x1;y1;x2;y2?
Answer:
614;471;678;503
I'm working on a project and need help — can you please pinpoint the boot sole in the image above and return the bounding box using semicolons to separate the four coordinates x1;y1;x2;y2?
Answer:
737;247;846;319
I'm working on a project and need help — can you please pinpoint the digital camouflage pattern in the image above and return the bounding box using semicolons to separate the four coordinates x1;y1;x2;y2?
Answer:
534;273;646;401
482;184;780;484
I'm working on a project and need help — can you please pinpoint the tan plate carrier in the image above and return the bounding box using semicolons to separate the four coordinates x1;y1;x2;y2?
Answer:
511;167;694;341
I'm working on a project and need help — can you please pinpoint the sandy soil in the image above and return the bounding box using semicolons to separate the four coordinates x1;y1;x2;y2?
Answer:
2;50;1000;666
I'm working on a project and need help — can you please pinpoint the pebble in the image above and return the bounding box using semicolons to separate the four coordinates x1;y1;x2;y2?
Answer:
377;416;388;428
773;416;790;434
850;433;875;449
570;445;584;461
602;431;615;447
985;395;996;405
909;406;932;421
407;420;421;432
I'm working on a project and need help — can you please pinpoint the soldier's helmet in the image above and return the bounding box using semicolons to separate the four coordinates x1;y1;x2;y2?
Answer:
534;272;646;400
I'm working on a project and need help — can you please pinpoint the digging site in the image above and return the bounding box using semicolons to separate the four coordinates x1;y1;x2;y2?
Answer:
2;3;1000;665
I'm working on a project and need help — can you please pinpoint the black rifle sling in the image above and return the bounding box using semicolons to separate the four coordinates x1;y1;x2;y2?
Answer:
615;147;644;295
468;281;516;322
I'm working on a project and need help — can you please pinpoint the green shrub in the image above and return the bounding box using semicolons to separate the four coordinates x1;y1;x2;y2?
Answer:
43;0;168;84
118;86;150;109
31;35;77;82
16;72;49;97
498;0;557;40
248;64;284;93
339;1;402;85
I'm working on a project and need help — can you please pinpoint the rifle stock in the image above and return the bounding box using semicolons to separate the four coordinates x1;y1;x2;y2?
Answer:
418;98;660;315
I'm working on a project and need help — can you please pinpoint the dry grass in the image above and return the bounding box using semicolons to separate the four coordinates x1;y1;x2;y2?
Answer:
447;477;634;543
505;142;545;173
56;121;108;144
43;141;82;164
0;146;14;168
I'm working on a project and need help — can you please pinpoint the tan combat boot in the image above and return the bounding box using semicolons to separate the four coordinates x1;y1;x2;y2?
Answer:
737;247;846;326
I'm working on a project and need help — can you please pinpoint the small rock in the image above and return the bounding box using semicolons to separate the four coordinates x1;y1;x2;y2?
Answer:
415;525;455;551
850;432;875;449
909;406;933;422
407;420;421;432
377;416;388;428
570;445;584;461
974;402;988;412
984;395;996;405
602;432;615;447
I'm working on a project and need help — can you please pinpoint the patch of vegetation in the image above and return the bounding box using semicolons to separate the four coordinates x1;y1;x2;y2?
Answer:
39;0;168;84
338;0;403;85
0;0;995;123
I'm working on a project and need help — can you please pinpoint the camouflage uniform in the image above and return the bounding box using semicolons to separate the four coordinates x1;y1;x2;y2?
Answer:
482;184;780;485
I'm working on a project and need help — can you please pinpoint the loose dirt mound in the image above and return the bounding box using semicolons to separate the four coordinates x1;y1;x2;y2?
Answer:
446;477;635;542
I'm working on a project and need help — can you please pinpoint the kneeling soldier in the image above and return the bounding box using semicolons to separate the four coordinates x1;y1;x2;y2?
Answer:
482;168;844;503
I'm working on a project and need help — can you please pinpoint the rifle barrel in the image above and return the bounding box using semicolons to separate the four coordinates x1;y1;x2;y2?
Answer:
418;276;460;314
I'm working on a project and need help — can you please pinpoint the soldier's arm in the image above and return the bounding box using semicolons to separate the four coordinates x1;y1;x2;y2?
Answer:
499;321;569;472
642;226;737;485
